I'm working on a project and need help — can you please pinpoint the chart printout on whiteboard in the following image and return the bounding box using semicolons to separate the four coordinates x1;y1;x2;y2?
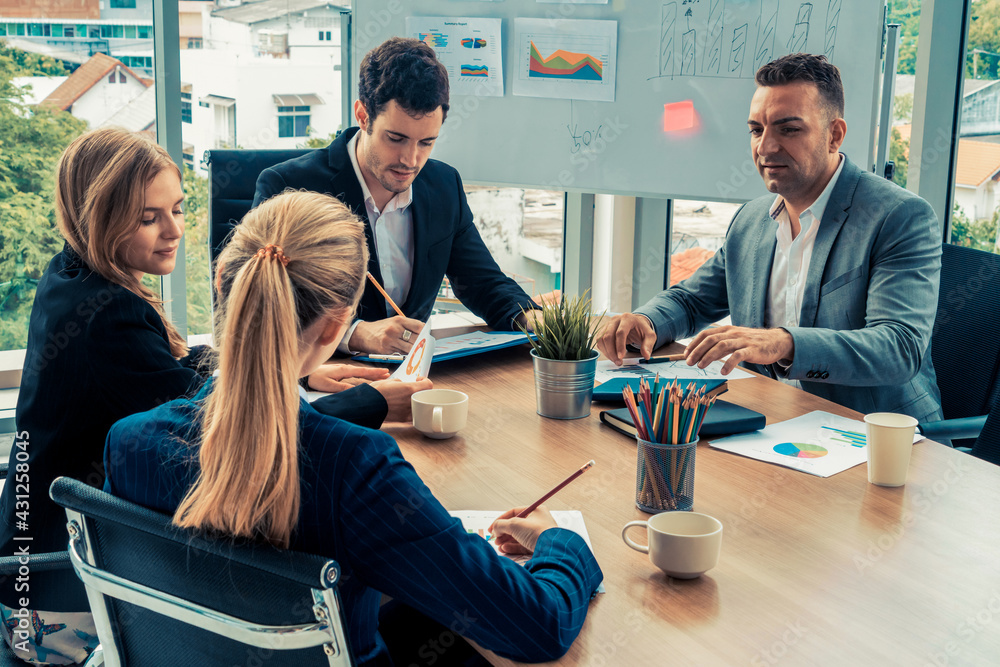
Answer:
407;16;504;97
514;18;618;102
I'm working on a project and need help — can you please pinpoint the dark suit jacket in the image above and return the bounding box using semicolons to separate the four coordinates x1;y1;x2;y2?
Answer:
105;379;603;666
637;156;943;421
252;127;537;329
0;246;386;610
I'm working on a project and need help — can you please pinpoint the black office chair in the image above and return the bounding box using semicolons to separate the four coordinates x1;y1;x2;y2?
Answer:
918;243;1000;447
206;148;312;264
49;476;353;666
969;392;1000;466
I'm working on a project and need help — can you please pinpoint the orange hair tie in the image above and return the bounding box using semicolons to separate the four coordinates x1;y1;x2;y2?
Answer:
256;244;289;266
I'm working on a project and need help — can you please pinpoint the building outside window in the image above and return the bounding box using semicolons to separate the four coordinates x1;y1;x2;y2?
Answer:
277;105;310;138
111;0;137;7
181;89;192;124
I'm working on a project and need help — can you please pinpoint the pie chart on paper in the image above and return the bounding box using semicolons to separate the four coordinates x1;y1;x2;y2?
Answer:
773;442;829;459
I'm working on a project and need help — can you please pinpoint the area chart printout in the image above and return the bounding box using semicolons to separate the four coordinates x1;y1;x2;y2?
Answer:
514;18;618;102
406;16;503;97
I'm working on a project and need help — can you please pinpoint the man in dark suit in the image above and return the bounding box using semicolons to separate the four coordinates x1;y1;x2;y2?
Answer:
598;54;942;421
253;37;537;356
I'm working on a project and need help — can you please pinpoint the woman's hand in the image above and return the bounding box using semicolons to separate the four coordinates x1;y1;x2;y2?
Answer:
306;363;390;392
370;378;434;422
489;505;559;555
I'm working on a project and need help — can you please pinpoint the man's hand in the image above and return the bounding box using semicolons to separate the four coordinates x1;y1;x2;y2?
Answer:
684;326;794;374
306;364;390;392
596;313;657;365
371;377;433;423
489;505;558;555
349;316;425;355
515;309;542;332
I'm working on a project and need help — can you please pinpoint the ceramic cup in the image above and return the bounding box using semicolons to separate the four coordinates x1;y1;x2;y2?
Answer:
412;389;469;439
621;511;723;579
864;412;918;487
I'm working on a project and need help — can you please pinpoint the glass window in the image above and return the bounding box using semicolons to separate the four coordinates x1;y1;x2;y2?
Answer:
101;25;112;38
89;26;100;39
0;41;94;354
278;106;311;138
29;24;43;37
64;26;74;38
111;0;137;7
326;31;332;41
885;1;925;192
112;25;124;39
52;24;63;37
181;91;192;124
138;25;150;39
118;70;126;83
948;1;1000;253
0;26;6;37
15;24;25;36
318;31;325;41
42;24;51;37
124;25;136;39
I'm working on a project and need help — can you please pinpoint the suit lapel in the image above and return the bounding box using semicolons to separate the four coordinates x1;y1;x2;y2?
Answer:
798;156;860;328
749;213;777;329
329;128;386;317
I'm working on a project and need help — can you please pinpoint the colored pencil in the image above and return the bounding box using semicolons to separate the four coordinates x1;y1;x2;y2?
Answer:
516;460;596;518
366;272;406;318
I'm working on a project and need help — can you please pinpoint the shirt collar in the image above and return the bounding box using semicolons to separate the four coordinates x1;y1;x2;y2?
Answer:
347;131;413;215
769;153;845;227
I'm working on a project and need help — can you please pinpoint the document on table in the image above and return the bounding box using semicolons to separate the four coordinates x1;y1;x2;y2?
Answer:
708;410;925;478
451;510;606;593
595;359;752;385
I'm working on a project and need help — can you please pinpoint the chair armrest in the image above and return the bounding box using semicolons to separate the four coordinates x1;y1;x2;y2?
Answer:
918;416;988;442
0;551;71;575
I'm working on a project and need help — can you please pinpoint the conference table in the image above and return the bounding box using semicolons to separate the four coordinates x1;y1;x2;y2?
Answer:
382;340;1000;666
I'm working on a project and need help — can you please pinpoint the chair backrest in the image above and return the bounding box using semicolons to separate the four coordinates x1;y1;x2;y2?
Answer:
207;148;312;263
972;392;1000;466
49;477;353;667
931;243;1000;421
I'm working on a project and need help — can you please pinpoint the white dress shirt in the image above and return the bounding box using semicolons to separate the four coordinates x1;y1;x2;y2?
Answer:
766;154;845;385
339;132;416;353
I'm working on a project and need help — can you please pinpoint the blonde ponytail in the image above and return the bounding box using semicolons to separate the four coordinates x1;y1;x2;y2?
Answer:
174;191;368;547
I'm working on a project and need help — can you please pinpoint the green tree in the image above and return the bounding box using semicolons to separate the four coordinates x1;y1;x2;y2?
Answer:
889;0;922;75
299;127;340;149
182;166;213;334
0;40;68;76
967;0;1000;79
889;127;909;188
0;42;87;349
950;203;1000;252
893;93;913;122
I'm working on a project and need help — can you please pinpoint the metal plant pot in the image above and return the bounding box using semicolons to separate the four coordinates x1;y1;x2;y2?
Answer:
531;349;599;420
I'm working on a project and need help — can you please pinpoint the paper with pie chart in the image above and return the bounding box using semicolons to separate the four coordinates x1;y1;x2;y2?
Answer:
708;411;924;478
406;16;503;97
389;319;435;382
514;18;618;102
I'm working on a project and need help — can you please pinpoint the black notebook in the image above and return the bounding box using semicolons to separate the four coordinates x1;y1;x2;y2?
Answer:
599;400;766;439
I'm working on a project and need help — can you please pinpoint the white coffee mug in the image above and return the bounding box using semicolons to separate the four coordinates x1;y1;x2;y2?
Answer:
412;389;469;439
864;412;918;487
622;512;723;579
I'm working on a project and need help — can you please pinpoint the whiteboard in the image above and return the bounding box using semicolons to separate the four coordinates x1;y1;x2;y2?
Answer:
351;0;882;202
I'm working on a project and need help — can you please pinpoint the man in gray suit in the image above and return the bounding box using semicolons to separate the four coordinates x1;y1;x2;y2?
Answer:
597;54;943;421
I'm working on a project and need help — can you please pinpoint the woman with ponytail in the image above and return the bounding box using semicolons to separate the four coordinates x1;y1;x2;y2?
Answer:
0;130;421;664
105;191;604;667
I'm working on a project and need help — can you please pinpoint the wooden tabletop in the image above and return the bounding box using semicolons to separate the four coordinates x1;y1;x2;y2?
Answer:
383;343;1000;666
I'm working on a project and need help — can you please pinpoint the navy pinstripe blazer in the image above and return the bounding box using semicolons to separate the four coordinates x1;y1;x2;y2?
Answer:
104;380;603;666
0;246;386;610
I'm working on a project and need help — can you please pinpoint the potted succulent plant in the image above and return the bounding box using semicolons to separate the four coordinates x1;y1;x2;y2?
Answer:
519;293;604;419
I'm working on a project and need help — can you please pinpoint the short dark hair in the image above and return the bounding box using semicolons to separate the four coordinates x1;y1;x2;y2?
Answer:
357;37;450;125
755;53;844;118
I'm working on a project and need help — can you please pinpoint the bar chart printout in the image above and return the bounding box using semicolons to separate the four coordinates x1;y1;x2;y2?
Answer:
514;18;618;102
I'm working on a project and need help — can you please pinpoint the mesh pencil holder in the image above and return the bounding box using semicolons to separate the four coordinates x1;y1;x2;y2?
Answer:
635;437;697;513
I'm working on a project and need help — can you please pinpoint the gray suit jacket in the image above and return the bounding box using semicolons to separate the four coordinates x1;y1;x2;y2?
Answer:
636;156;943;421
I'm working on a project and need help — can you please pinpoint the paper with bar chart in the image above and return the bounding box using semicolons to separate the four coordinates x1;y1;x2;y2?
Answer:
708;411;924;478
406;16;503;97
514;18;618;102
